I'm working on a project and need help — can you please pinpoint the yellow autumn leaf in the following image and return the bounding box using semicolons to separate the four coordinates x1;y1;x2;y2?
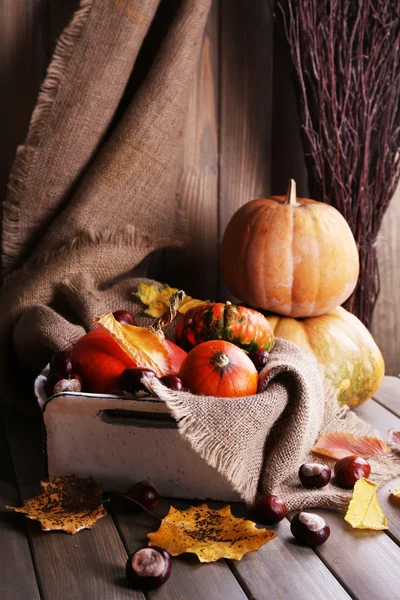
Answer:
135;282;206;318
148;504;276;563
5;475;106;535
345;478;388;530
389;482;400;499
95;313;171;377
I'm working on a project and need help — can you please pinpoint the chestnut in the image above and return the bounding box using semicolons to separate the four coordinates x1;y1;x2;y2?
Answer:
49;350;73;377
113;310;135;325
160;375;185;391
334;455;371;488
290;512;330;547
126;547;171;590
53;374;83;394
119;368;157;394
126;481;160;512
248;350;269;372
299;462;331;489
254;493;287;525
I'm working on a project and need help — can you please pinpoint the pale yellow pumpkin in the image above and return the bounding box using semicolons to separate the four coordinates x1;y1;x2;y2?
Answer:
220;180;360;317
266;307;384;408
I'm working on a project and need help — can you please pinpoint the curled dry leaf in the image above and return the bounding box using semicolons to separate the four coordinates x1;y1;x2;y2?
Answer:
95;313;171;377
345;478;388;530
388;430;400;452
313;432;390;460
148;504;276;563
5;475;106;534
135;282;206;318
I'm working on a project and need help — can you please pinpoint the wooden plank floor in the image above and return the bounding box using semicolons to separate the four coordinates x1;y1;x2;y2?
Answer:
1;376;400;600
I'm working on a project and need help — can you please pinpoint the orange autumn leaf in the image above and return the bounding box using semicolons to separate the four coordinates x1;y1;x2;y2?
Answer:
95;313;171;377
388;429;400;452
345;478;388;530
5;475;106;534
148;504;276;563
312;432;390;460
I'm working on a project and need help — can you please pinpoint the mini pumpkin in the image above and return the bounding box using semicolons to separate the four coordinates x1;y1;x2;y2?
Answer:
176;302;274;352
220;179;360;318
179;340;258;397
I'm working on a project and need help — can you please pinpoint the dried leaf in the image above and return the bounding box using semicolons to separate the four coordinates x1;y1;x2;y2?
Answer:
390;482;400;499
135;282;206;317
313;432;390;460
388;430;400;452
345;478;388;530
5;475;106;534
148;504;276;563
96;313;171;377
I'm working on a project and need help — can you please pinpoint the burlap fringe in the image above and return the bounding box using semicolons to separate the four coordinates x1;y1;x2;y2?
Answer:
2;0;95;273
144;377;258;503
3;225;181;288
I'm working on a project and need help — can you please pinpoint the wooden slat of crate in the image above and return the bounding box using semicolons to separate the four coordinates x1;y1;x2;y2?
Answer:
111;498;248;600
1;406;144;600
0;416;41;600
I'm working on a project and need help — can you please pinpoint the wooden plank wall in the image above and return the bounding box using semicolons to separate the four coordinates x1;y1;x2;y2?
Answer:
0;0;399;374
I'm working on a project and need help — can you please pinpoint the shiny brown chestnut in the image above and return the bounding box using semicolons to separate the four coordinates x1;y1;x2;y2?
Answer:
119;368;157;394
248;350;269;372
160;375;185;391
299;463;331;489
290;512;330;547
126;547;171;590
254;494;287;525
334;455;371;488
125;481;160;512
113;310;135;325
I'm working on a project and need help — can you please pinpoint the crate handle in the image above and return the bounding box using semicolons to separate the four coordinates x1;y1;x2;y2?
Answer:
99;409;177;429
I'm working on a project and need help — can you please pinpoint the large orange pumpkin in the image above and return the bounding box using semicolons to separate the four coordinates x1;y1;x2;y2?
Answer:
220;179;359;317
265;307;384;408
179;340;258;397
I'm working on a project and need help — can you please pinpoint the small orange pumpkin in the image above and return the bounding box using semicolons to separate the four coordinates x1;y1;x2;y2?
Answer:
179;340;258;397
220;179;359;318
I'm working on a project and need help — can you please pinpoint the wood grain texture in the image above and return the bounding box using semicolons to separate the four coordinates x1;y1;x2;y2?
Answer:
372;376;400;418
0;0;48;205
1;406;144;600
111;498;248;600
372;183;400;376
161;2;219;300
0;417;41;600
228;517;349;600
218;0;274;300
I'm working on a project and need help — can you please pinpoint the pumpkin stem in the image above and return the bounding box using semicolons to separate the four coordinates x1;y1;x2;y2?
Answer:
284;179;297;206
150;290;186;339
212;352;230;371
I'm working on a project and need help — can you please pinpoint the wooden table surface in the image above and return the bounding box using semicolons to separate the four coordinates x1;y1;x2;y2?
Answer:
1;376;400;600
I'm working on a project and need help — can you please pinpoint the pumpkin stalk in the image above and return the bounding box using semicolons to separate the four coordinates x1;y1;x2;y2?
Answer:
150;291;185;339
284;179;297;206
212;352;230;371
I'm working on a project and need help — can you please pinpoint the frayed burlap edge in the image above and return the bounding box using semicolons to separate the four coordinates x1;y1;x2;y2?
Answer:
2;0;95;272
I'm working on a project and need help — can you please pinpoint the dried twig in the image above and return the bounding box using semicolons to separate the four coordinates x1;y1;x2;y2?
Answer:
280;0;400;327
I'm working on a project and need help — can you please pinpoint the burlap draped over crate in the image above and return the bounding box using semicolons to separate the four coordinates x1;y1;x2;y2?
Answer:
1;0;399;510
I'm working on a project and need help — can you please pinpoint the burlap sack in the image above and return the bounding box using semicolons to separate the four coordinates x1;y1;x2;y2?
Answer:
0;0;212;412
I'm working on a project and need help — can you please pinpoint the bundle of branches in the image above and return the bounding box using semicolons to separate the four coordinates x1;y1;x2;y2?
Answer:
280;0;400;328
